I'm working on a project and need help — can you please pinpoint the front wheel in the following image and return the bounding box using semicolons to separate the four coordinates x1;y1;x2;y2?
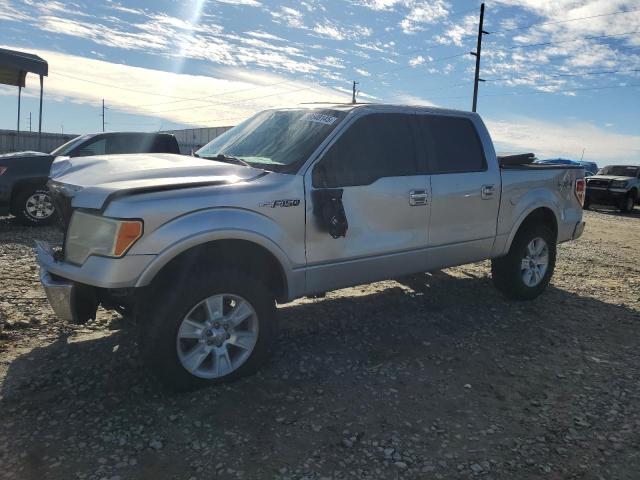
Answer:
620;193;635;213
491;224;557;300
141;268;277;391
13;186;55;225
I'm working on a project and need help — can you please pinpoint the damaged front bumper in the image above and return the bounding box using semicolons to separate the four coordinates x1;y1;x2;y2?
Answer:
40;269;81;323
36;241;98;324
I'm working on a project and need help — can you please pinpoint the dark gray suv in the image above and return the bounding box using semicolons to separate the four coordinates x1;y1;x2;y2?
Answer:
0;132;180;225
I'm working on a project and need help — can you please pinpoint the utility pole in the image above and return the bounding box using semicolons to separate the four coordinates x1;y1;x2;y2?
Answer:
352;81;359;104
17;86;21;133
471;3;489;112
29;112;32;133
101;99;106;132
580;148;585;160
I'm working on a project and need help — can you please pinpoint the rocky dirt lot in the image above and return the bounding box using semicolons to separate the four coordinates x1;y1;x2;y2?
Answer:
0;208;639;480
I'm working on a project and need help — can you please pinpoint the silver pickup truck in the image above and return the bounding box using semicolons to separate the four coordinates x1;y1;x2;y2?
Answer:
36;104;586;390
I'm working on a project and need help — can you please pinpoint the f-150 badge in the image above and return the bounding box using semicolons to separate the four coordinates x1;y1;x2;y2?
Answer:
259;199;301;208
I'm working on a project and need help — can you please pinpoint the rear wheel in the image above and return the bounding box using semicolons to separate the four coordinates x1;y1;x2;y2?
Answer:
492;223;556;300
583;196;591;210
141;268;276;391
12;186;55;226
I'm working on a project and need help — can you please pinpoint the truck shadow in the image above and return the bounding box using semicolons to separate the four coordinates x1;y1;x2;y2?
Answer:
2;270;637;402
2;270;638;478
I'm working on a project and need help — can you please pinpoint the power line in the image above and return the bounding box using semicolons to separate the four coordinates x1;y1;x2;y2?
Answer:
51;72;196;100
503;30;640;50
490;8;640;34
484;67;640;82
421;82;640;101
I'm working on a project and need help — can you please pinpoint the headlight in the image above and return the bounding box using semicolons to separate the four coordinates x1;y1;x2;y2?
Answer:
610;180;628;188
65;211;143;265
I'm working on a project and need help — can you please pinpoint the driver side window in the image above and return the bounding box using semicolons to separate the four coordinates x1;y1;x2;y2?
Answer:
312;113;420;188
74;138;106;157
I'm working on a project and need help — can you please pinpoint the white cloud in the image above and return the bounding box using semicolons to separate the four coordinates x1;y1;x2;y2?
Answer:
409;55;425;66
484;0;640;87
486;115;640;164
355;0;451;34
355;68;371;77
388;93;437;106
400;1;450;33
312;21;372;41
213;0;261;5
0;47;347;128
270;6;305;29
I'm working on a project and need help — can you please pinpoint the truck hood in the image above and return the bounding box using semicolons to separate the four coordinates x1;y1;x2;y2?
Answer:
0;151;53;165
587;175;634;182
49;153;267;210
0;150;49;159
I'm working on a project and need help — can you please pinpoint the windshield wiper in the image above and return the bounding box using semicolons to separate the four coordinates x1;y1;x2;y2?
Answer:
204;153;252;168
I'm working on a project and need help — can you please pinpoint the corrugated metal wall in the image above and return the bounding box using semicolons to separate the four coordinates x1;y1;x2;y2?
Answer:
162;126;233;154
0;126;235;155
0;130;78;154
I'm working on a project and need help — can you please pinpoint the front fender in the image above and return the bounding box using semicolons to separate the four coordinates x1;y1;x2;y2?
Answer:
130;208;303;298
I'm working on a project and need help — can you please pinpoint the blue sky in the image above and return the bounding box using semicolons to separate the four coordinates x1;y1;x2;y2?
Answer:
1;0;639;163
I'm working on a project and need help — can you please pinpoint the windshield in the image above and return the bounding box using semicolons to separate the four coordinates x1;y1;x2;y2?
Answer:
196;109;347;172
50;134;94;156
600;165;639;177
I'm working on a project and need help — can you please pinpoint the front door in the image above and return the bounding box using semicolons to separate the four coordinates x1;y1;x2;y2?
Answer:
304;112;431;294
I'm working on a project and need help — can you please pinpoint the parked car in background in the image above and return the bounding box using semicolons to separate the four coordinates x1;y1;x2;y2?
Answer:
585;164;640;212
0;132;180;225
36;104;585;390
535;158;599;176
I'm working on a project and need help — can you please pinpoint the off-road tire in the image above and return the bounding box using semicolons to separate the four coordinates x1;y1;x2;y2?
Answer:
583;196;591;210
491;223;556;300
620;192;635;213
140;268;276;391
12;186;55;226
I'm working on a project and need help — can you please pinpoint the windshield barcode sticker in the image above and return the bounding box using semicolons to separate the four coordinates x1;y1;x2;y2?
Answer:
303;113;338;125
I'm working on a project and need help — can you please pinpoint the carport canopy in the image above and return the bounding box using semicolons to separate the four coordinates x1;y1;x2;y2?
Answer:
0;47;48;147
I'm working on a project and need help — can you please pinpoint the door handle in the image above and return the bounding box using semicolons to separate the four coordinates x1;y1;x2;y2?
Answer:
409;190;429;206
481;184;496;200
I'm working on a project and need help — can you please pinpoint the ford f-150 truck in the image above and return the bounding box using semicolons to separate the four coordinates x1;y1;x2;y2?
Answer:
35;105;586;390
0;132;180;225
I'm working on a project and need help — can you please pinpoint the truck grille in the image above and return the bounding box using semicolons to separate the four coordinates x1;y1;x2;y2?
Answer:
587;179;609;188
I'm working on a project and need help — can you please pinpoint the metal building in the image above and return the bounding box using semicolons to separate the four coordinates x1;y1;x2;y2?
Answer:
0;126;235;155
0;129;76;154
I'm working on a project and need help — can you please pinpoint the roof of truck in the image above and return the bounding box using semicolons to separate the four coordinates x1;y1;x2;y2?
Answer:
296;102;479;117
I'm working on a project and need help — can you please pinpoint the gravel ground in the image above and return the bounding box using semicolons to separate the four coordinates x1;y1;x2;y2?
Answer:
0;208;639;480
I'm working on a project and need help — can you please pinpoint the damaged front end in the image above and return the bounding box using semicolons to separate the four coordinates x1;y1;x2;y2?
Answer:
35;241;143;324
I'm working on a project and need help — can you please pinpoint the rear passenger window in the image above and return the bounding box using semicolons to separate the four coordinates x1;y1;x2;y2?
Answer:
418;115;486;174
313;113;420;188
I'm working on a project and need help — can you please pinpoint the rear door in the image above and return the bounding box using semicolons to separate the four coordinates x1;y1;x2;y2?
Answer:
416;114;500;269
304;111;431;294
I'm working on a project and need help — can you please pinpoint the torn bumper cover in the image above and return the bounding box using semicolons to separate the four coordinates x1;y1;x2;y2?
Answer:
36;242;98;324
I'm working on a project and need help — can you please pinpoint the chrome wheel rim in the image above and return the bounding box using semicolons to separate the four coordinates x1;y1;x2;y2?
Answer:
176;294;258;379
521;237;549;287
26;192;54;219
